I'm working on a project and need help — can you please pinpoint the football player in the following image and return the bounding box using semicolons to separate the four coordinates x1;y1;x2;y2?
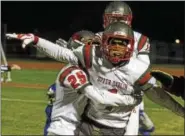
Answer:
43;30;141;135
56;2;154;134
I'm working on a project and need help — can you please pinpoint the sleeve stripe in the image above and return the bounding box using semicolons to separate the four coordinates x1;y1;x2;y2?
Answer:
59;66;79;86
83;44;92;69
137;35;147;52
137;72;152;85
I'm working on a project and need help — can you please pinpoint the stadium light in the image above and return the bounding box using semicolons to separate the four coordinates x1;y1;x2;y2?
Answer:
175;39;180;44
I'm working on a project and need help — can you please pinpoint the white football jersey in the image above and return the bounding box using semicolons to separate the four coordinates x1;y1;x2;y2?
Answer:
35;36;152;128
73;45;151;128
51;64;89;125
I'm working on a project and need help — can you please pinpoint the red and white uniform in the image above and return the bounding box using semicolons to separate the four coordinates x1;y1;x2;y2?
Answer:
33;38;155;131
47;62;142;135
73;45;154;128
47;64;89;135
94;31;151;130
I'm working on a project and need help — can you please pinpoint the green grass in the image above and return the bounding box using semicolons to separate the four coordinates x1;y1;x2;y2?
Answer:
2;96;46;134
1;69;184;135
10;69;58;84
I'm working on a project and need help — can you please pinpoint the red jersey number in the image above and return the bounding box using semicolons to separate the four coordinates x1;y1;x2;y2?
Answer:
67;71;87;89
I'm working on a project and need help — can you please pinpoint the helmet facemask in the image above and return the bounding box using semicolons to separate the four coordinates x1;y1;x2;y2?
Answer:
103;13;132;28
102;34;134;64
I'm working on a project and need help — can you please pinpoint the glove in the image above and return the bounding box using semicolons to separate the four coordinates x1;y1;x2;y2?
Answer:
46;84;56;105
55;38;68;48
47;86;56;105
92;36;102;45
6;33;39;48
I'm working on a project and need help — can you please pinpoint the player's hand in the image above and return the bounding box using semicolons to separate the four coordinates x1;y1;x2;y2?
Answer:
133;91;143;104
92;36;102;45
47;86;56;105
133;91;143;98
73;39;85;47
56;38;68;48
6;33;39;48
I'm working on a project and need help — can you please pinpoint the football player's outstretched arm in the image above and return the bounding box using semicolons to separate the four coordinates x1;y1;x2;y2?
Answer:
137;74;184;118
6;33;78;64
36;37;78;64
59;64;141;107
132;57;184;118
82;85;142;107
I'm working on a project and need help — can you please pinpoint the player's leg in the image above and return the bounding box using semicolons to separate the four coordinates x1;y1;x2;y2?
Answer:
44;105;53;136
79;113;125;136
46;93;84;135
47;131;57;136
47;118;80;135
125;105;140;135
1;73;4;82
139;101;155;136
44;83;56;136
47;129;80;136
139;112;155;136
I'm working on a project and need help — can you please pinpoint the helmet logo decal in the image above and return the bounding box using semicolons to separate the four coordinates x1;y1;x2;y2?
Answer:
112;11;122;15
114;31;126;36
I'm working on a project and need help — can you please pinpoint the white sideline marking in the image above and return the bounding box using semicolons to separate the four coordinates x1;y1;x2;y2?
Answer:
2;98;170;111
2;98;47;104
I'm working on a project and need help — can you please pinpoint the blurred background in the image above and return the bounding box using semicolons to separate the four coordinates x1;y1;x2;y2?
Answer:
1;1;184;64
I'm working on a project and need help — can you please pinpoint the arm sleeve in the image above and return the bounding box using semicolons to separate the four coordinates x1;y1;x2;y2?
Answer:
58;65;90;91
133;58;184;118
59;65;140;106
140;77;184;118
137;36;150;54
35;38;78;64
137;36;151;65
137;53;150;66
144;84;184;118
82;85;142;107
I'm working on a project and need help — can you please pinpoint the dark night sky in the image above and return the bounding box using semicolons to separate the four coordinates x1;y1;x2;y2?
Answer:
1;1;184;42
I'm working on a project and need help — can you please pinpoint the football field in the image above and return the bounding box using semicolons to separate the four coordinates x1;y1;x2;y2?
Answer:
1;60;184;135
